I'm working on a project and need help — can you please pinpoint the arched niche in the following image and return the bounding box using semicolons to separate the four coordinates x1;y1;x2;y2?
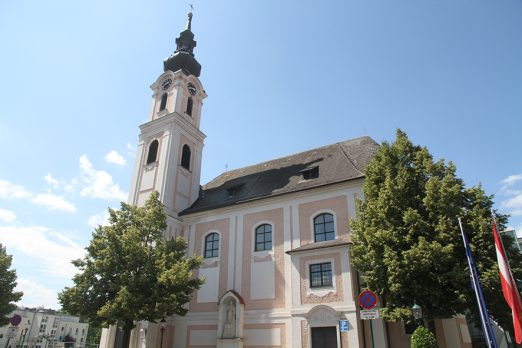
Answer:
217;290;245;347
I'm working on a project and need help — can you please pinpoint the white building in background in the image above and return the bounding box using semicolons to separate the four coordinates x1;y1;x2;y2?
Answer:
100;11;474;348
502;227;521;252
0;308;88;348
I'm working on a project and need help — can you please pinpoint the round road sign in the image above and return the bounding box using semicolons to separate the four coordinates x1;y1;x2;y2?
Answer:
358;290;377;310
10;314;22;326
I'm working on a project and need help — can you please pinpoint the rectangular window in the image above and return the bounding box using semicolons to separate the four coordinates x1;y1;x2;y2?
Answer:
309;262;333;288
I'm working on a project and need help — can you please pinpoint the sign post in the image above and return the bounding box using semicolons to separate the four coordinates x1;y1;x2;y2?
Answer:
359;290;378;348
4;314;22;348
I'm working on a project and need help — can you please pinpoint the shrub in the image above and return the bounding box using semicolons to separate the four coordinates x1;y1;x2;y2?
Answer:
411;326;437;348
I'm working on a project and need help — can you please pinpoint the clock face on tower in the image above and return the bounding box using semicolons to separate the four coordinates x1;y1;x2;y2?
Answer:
188;82;197;96
161;78;172;90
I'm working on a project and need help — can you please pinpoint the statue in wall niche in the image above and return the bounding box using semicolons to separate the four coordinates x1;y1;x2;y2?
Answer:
222;298;236;338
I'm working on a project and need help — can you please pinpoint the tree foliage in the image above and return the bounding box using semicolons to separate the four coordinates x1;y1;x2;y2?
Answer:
351;130;522;335
63;334;75;348
411;326;437;348
0;243;23;325
59;192;204;347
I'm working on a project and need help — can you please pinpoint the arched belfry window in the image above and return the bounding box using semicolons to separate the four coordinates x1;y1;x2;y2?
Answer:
159;93;168;111
146;140;159;165
186;97;193;116
181;144;191;170
314;213;335;242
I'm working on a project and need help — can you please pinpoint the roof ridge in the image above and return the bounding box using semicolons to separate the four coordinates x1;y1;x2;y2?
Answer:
209;136;371;183
335;143;365;176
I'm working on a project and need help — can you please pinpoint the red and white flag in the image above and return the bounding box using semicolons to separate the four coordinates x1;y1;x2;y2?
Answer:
492;220;522;343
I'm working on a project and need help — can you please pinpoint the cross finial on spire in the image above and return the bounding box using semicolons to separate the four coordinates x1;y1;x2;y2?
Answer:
186;5;194;31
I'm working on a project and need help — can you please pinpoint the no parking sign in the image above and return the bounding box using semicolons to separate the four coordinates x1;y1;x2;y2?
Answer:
358;290;377;310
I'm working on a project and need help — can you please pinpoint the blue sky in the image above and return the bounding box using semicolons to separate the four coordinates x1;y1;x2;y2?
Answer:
0;0;521;309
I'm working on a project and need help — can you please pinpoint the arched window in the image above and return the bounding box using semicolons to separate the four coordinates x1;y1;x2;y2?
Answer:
159;93;168;111
186;97;193;116
255;224;272;251
314;213;335;242
181;144;191;170
204;233;219;258
146;140;159;164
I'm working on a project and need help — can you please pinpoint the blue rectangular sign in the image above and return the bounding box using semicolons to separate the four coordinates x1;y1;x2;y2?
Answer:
339;320;349;332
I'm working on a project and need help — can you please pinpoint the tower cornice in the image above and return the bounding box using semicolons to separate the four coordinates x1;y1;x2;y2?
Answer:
139;112;206;142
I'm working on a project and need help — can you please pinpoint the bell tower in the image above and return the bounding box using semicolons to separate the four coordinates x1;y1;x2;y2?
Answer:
128;10;206;236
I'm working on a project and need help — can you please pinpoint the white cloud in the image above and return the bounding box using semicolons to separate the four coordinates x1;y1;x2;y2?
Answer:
501;174;522;187
499;174;522;216
504;194;522;209
31;193;77;213
88;211;110;228
44;173;60;189
499;188;522;196
0;208;16;223
500;173;522;218
0;225;85;279
126;142;136;156
0;180;32;199
79;155;128;201
64;177;78;193
0;180;76;214
105;150;127;166
16;278;60;309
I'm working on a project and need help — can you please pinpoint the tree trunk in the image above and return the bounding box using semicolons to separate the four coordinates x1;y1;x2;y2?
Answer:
122;321;134;348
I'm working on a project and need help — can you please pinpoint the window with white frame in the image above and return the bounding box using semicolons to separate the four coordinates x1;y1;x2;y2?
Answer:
204;233;219;258
255;224;272;251
309;262;333;288
313;213;335;242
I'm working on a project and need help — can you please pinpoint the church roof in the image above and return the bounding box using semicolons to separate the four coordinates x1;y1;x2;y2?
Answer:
180;136;379;215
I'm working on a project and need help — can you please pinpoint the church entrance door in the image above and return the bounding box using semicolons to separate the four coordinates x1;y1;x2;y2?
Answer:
311;326;338;348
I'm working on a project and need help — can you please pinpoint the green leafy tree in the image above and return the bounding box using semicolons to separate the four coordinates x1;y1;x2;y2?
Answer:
85;325;102;346
59;191;204;347
0;244;23;325
351;130;522;336
411;326;437;348
63;334;75;348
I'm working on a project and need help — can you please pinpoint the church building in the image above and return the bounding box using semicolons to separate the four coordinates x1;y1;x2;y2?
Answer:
100;11;472;348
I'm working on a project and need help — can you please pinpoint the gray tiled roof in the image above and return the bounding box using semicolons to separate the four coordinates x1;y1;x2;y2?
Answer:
180;136;379;215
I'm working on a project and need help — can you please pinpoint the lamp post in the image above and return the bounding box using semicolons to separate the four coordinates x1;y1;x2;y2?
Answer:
412;303;423;328
159;318;167;348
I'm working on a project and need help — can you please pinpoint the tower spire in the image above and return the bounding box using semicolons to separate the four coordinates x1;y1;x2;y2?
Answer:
163;8;201;77
186;5;193;31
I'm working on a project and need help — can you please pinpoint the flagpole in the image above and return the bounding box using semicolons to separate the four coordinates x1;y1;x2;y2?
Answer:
458;218;498;348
